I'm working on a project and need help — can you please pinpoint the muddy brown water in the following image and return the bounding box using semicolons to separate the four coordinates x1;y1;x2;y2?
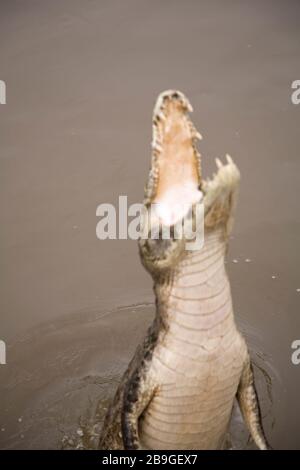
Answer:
0;0;299;449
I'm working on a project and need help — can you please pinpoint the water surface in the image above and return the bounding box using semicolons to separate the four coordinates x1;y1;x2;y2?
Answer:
0;0;299;449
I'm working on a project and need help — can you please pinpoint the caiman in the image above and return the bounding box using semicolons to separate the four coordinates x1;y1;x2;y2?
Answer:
99;90;269;450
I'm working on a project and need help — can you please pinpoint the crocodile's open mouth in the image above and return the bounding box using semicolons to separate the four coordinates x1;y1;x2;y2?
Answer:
146;90;203;226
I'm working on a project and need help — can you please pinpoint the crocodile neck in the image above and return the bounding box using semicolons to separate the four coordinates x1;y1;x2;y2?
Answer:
155;227;235;339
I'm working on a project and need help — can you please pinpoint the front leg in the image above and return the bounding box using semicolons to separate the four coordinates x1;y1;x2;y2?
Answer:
122;359;156;450
237;356;270;450
203;154;240;236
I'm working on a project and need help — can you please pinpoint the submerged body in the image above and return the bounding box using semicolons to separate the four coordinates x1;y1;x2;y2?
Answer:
99;91;269;450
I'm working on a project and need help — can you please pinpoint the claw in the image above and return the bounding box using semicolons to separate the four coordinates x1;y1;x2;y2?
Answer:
226;154;233;164
215;158;223;169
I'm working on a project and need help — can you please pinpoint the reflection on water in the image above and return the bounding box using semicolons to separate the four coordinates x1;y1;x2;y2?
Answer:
0;305;278;450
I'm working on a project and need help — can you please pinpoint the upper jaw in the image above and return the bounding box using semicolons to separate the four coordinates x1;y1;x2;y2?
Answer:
144;90;203;226
152;90;194;118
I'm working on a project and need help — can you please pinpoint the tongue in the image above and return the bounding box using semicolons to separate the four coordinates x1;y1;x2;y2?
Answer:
153;182;203;226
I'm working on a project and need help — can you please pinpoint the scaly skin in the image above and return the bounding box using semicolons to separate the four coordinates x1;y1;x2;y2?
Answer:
99;90;269;450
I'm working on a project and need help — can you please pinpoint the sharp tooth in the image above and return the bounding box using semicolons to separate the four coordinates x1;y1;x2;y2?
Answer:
215;158;223;169
152;142;162;152
226;154;233;164
195;131;203;140
158;111;166;122
182;95;193;112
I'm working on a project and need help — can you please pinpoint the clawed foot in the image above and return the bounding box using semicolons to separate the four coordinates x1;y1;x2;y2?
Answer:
202;154;240;196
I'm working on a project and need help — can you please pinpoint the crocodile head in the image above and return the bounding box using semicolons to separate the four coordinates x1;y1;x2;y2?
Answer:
139;90;204;275
144;90;203;226
139;90;240;276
